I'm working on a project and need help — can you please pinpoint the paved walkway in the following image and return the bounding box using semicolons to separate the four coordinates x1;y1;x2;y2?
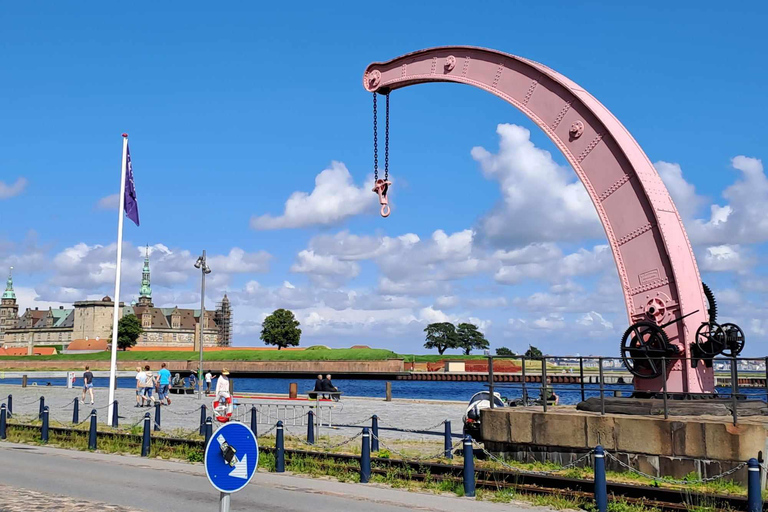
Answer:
0;443;547;512
0;385;467;442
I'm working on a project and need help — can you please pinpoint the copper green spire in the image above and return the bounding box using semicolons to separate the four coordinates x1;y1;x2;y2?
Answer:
2;267;15;300
139;246;152;300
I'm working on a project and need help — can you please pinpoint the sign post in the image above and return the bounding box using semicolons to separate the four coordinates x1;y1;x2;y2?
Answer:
204;422;259;511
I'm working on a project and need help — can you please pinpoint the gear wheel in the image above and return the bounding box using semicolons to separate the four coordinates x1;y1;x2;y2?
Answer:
620;321;673;379
702;282;717;323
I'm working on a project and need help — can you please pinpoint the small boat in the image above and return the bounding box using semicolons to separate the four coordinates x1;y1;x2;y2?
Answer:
462;391;505;441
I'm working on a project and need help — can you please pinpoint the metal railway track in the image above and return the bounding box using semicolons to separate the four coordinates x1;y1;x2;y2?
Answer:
6;423;753;511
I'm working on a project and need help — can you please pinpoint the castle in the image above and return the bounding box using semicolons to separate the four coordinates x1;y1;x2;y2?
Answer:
0;250;232;350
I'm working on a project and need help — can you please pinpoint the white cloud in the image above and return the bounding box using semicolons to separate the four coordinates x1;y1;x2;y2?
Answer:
0;177;28;199
290;250;360;287
655;161;705;221
96;194;119;210
471;124;601;246
435;295;459;308
250;162;374;230
699;245;753;273
207;248;271;274
532;314;566;330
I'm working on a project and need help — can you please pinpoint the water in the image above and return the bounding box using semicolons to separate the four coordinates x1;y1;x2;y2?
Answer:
1;376;764;404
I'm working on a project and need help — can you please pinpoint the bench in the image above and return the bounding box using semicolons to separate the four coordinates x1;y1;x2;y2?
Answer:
307;391;343;401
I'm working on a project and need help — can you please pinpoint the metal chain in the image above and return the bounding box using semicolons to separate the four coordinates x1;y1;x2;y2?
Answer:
257;424;278;438
340;416;374;427
162;405;204;417
284;427;364;451
476;442;594;475
372;432;461;461
384;92;389;181
375;418;446;433
605;451;746;484
373;92;378;182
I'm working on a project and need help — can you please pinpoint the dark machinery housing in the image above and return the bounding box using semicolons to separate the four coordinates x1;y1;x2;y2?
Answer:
621;283;745;379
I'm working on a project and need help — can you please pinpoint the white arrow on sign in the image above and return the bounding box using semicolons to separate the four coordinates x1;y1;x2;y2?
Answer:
229;454;249;479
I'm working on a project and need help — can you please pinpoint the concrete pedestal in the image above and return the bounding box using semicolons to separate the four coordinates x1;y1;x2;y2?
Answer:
480;406;768;484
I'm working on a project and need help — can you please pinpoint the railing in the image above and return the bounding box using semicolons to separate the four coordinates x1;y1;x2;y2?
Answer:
231;401;336;427
484;355;768;425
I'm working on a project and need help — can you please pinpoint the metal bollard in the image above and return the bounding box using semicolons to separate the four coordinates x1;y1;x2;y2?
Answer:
38;396;45;420
360;427;371;483
594;446;607;512
41;406;49;443
204;417;213;446
88;409;97;450
307;411;315;445
111;401;119;428
154;402;161;432
276;421;285;473
7;395;12;418
463;436;475;497
250;405;258;437
0;404;6;440
444;420;452;459
371;415;379;452
141;413;151;457
748;458;761;512
72;398;79;424
199;404;207;435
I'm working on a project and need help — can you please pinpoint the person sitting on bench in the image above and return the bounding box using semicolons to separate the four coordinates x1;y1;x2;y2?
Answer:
322;374;340;401
311;374;325;399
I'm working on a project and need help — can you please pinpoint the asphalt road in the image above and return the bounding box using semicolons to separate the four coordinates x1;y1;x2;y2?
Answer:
0;443;541;512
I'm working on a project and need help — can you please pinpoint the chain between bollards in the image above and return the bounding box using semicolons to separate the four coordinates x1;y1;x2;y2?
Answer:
360;427;371;483
594;445;607;512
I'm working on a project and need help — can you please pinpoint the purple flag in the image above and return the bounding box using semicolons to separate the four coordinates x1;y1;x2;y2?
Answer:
124;143;140;226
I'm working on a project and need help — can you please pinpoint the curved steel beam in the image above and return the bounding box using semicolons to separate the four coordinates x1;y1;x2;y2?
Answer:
363;46;711;393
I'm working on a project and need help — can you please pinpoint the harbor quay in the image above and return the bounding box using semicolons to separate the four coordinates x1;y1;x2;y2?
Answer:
0;384;466;444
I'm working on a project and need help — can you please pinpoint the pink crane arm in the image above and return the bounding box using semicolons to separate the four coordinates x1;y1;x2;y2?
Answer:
363;46;711;393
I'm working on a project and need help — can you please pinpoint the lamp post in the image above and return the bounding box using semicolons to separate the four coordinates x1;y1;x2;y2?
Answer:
194;251;211;400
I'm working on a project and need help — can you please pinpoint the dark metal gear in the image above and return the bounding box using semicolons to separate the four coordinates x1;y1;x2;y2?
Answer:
702;282;717;323
620;321;674;379
691;321;726;368
720;323;746;357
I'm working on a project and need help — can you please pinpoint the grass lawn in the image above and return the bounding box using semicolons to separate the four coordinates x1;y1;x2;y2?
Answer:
0;348;400;362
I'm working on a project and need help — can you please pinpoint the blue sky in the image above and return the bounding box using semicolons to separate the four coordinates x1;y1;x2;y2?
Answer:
1;2;767;355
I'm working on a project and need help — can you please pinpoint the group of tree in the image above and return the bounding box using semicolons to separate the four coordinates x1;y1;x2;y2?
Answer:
423;322;489;355
495;345;543;359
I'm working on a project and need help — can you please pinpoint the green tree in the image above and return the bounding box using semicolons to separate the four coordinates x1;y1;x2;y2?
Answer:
496;347;516;356
261;309;302;350
456;322;489;355
524;345;543;359
111;314;143;351
423;322;459;355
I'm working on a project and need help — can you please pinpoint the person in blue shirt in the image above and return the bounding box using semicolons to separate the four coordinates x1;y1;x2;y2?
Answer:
157;362;172;406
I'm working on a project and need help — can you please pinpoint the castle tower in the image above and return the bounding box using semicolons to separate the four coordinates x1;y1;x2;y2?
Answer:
137;246;154;307
0;267;20;338
215;293;233;346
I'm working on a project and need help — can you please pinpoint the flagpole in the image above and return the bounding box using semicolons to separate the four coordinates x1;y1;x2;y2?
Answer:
107;133;129;425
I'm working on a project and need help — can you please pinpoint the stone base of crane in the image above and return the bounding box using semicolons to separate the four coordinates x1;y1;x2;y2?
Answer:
576;397;768;417
480;406;768;484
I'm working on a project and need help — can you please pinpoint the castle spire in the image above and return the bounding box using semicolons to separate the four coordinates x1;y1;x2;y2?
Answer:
2;266;15;300
138;246;153;306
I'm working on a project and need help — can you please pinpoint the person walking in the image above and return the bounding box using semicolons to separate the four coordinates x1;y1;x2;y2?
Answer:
81;366;95;405
143;365;156;406
205;370;213;394
157;362;172;406
215;369;230;400
135;366;146;407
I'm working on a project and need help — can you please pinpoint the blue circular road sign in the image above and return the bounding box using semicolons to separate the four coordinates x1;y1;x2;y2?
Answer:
204;421;259;493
